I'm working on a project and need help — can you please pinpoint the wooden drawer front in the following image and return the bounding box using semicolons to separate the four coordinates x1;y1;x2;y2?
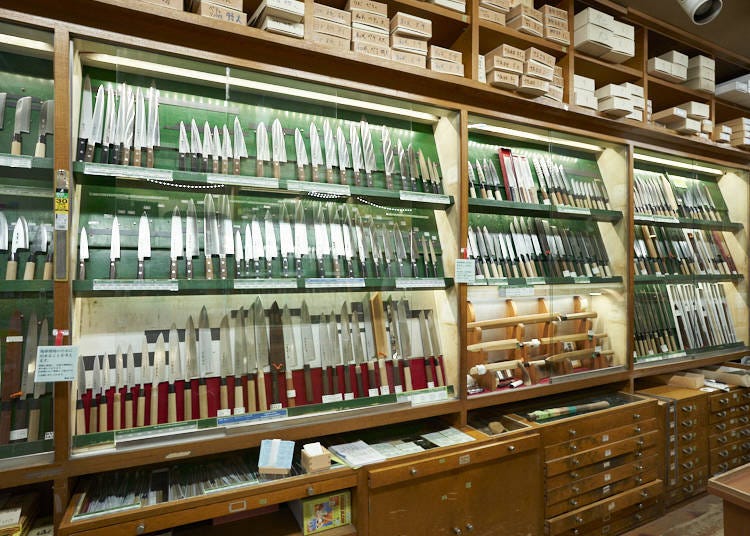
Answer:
676;398;707;418
711;440;742;461
709;390;744;412
665;475;707;506
587;503;662;536
545;419;658;460
546;447;659;490
546;466;659;518
558;497;661;536
542;401;658;446
676;414;706;433
546;454;658;505
672;441;706;459
712;417;741;432
671;452;705;475
546;431;659;477
713;456;745;475
709;404;747;424
710;428;742;449
546;480;662;536
368;433;539;489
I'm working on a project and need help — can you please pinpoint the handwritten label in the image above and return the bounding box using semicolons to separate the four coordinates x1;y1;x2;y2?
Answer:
397;387;449;405
207;174;279;189
218;409;287;426
322;394;344;403
0;154;32;168
396;278;445;289
287;180;350;197
454;259;476;284
84;163;173;181
234;279;297;290
305;278;365;288
0;507;22;528
501;286;535;297
217;409;232;417
399;191;451;205
557;205;591;216
35;345;78;382
92;279;179;292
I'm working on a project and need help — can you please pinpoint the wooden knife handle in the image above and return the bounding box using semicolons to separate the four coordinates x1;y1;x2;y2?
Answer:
233;158;241;175
99;397;108;432
78;260;86;281
256;369;267;411
133;147;142;167
303;364;313;403
211;158;219;174
273;161;280;180
205;256;214;280
331;366;340;395
325;168;334;184
339;168;347;185
11;139;22;156
247;373;257;413
113;392;122;431
256;160;264;178
34;141;46;158
436;355;445;387
378;357;390;394
355;367;364;398
403;361;413;392
198;379;208;419
89;398;99;433
169;259;178;280
146;148;155;169
6;260;18;280
311;165;319;182
0;402;11;443
168;384;177;423
366;171;373;188
219;257;228;280
353;171;361;187
322;366;330;396
234;379;244;414
186;259;194;280
122;147;131;167
285;370;295;408
28;399;41;441
297;166;305;181
221;159;229;175
43;260;53;281
76;400;87;435
23;256;36;280
220;378;229;411
183;383;192;420
136;389;145;427
150;384;159;425
367;361;378;393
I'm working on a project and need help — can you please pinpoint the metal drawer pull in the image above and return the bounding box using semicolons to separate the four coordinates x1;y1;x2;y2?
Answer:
410;468;418;476
634;426;642;433
136;523;145;535
570;445;578;452
641;490;649;498
569;429;577;437
684;475;694;482
718;437;728;443
633;413;641;420
466;523;474;532
682;420;695;427
307;486;315;496
570;499;578;506
719;450;729;457
452;528;462;535
571;486;580;494
682;406;694;413
717;411;727;418
508;445;516;452
682;461;694;470
720;398;729;405
717;424;727;431
683;485;694;493
682;433;695;441
575;516;584;524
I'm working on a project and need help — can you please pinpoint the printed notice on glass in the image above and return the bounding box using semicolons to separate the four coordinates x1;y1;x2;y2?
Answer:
35;345;79;382
454;259;476;284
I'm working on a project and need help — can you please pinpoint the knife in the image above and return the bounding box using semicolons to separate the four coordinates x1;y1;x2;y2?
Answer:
166;207;182;280
340;206;355;278
253;297;269;411
427;309;444;386
255;121;269;177
417;150;431;193
418;310;435;388
75;353;87;435
393;221;408;278
248;212;263;278
397;139;409;191
221;124;232;175
124;345;135;429
293;201;308;278
203;194;219;280
146;84;160;168
109;349;122;431
11;96;31;156
190;119;201;172
264;208;278;277
211;125;222;173
379;223;394;277
268;302;286;407
281;305;298;408
120;87;135;166
112;84;127;165
365;216;381;277
351;208;368;278
329;205;345;277
362;297;379;394
350;303;366;397
185;199;199;280
381;126;395;190
340;302;354;397
361;120;376;188
420;232;431;277
202;121;212;173
233;308;247;414
233;116;247;175
430;158;443;194
384;297;403;392
34;100;54;158
92;354;102;433
328;310;341;395
244;303;258;412
178;121;189;171
310;122;323;182
218;195;234;280
24;314;46;440
369;293;390;394
278;203;294;278
397;298;414;391
133;87;146;167
314;204;331;277
77;76;93;161
6;217;28;280
197;306;212;419
23;224;46;281
137;212;151;280
336;126;350;184
299;301;316;403
319;312;332;396
322;119;338;184
271;118;287;179
407;144;419;192
84;84;105;163
234;229;244;279
137;336;149;427
167;324;180;423
0;312;23;442
78;226;89;281
12;312;37;442
184;315;198;420
349;123;372;186
110;216;121;279
100;86;116;164
151;332;166;425
219;314;232;411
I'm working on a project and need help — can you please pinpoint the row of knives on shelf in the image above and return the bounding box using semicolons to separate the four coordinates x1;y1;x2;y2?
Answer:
634;171;723;221
0;93;54;158
468;151;612;210
75;77;444;193
78;195;442;281
467;217;613;281
0;214;53;280
0;312;50;445
633;225;737;277
634;282;738;358
76;294;446;434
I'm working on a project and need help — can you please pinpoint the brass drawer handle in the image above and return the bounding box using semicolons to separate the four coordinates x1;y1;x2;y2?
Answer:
569;429;577;437
717;424;727;431
682;433;695;441
575;516;584;524
717;411;727;418
410;468;418;476
570;499;579;506
718;437;728;443
720;398;729;405
682;420;695;427
570;444;578;452
136;523;145;535
682;461;694;469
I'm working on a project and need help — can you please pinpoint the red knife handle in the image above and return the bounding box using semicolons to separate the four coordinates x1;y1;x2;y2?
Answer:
89;397;99;433
0;402;12;443
76;138;88;162
136;388;145;427
303;365;313;403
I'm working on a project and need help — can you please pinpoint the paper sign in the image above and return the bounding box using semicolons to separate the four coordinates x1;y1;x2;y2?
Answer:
454;259;476;284
35;345;78;382
0;507;21;528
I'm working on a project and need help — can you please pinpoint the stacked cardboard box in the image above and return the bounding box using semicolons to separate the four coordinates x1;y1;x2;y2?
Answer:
713;123;732;143
574;7;634;64
143;0;183;11
573;74;596;110
479;0;509;26
716;74;750;107
507;3;543;37
484;44;560;100
541;4;569;45
648;50;688;83
348;0;390;61
428;0;466;13
312;4;352;52
685;55;716;94
595;83;633;118
429;45;464;77
720;117;750;149
622;82;644;121
189;0;246;24
249;0;305;38
653;101;709;135
390;12;432;69
485;43;525;90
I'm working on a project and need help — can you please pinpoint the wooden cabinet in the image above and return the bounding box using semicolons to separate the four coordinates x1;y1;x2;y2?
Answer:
708;387;750;475
367;433;542;536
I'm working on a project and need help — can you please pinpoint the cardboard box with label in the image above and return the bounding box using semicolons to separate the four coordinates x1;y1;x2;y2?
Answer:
391;12;432;39
430;58;465;76
314;18;352;40
598;95;633;117
507;13;543;36
574;90;598;110
429;45;463;64
517;75;549;96
192;0;247;24
480;0;510;13
249;0;304;24
479;7;506;25
314;3;351;25
391;49;427;69
346;0;387;16
487;70;519;90
574;23;614;57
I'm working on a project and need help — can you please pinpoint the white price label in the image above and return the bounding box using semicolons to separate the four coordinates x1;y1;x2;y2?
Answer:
0;154;32;168
207;174;279;189
454;259;476;284
399;191;450;205
368;388;379;397
35;345;79;382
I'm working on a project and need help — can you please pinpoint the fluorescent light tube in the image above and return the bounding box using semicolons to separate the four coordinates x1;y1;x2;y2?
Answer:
633;152;723;175
468;123;603;152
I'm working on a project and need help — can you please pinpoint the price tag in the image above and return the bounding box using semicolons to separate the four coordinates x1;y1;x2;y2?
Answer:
396;278;445;289
287;180;350;197
344;392;355;400
322;394;344;403
379;385;390;395
92;279;179;292
217;409;232;417
207;174;279;189
525;277;546;285
399;191;450;205
0;154;32;168
305;278;365;288
35;345;78;382
9;428;27;441
270;403;283;410
501;286;535;297
558;205;591;216
454;259;476;284
234;279;297;290
574;276;591;284
84;163;173;181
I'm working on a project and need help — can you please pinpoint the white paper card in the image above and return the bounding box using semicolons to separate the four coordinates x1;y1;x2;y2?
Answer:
35;345;79;382
454;259;476;283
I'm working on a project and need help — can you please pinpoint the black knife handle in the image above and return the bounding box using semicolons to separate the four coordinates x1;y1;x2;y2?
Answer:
295;257;304;279
410;178;418;192
205;256;215;280
304;364;313;403
84;143;96;163
322;366;330;396
236;259;243;279
110;260;117;280
392;358;402;391
347;258;354;278
100;144;110;164
202;156;209;174
355;367;364;398
343;365;352;394
401;175;409;191
256;159;264;178
253;259;261;278
178;152;186;171
270;367;280;405
111;143;122;166
332;366;339;395
76;138;88;162
137;260;145;280
317;258;326;278
169;259;178;280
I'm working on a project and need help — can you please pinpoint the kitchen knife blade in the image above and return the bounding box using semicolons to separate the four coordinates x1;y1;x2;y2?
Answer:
279;203;294;278
322;119;338;183
381;126;394;190
218;314;232;411
255;121;270;177
11;96;31;156
233;116;247;175
137;212;151;280
203;194;219;280
336;125;350;184
201;121;212;173
234;229;244;279
271;118;287;179
309;122;323;182
350;123;364;186
293;201;308;278
169;207;183;280
78;226;89;280
5;217;28;280
34;100;54;158
178;121;189;171
146;84;160;168
185;198;198;280
167;324;181;424
264;209;278;277
299;301;316;403
218;195;234;280
281;305;298;408
190;118;201;172
85;84;105;163
151;332;166;425
361;119;376;188
221;123;232;174
110;215;121;279
314;203;330;277
184;315;198;420
294;127;308;181
133;87;146;167
77;76;93;161
100;86;116;164
253;297;269;411
197;306;212;419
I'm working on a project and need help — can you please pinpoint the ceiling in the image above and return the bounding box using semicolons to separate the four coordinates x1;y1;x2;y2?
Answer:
612;0;750;59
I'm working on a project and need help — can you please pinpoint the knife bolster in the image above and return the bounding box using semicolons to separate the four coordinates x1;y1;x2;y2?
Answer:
205;256;215;280
110;260;117;280
272;161;280;179
147;148;155;169
186;259;194;280
256;160;264;178
122;147;131;167
297;166;305;181
339;168;347;184
77;138;88;162
311;166;319;182
84;144;96;163
170;260;178;280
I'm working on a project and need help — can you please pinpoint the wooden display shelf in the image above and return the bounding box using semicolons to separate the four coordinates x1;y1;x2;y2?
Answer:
647;75;712;108
468;198;623;222
574;53;643;85
633;214;743;232
632;345;750;378
0;459;60;492
477;19;568;58
468;276;624;288
714;96;750;124
0;280;54;295
175;508;356;536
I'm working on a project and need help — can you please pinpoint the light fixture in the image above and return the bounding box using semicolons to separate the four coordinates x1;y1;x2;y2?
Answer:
467;123;604;152
80;53;439;123
633;152;723;175
677;0;723;25
0;33;54;55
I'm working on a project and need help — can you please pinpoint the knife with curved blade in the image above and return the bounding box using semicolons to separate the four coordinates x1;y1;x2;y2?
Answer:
381;126;394;190
340;207;355;278
294;201;308;278
137;212;151;280
90;354;101;433
184;315;197;420
203;194;219;280
151;332;166;425
314;204;330;277
85;84;105;163
336;126;349;184
362;297;379;393
77;76;93;162
185;198;198;280
112;84;127;165
250;211;264;278
361;120;376;188
351;208;368;278
255;121;269;178
322;119;337;184
178;121;189;171
133;87;146;166
427;309;445;386
202;121;212;173
197;306;212;419
350;123;364;187
222;124;232;175
397;298;414;392
397;139;409;191
212;125;221;174
407;144;419;192
264;208;278;277
34;99;54;159
310;122;323;182
167;324;180;423
190;119;201;172
245;303;258;413
23;223;48;281
218;195;234;280
169;207;182;280
233;116;247;175
350;303;365;396
234;229;244;279
295;128;308;181
146;84;160;168
6;217;28;280
125;345;135;429
340;302;354;396
110;216;121;279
